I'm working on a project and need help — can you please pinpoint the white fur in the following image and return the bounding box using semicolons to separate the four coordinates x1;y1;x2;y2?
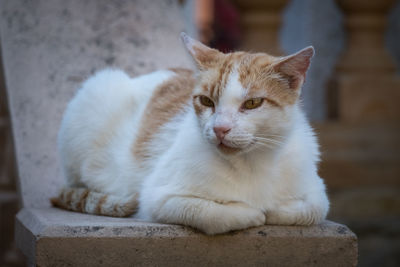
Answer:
58;69;174;198
59;68;329;235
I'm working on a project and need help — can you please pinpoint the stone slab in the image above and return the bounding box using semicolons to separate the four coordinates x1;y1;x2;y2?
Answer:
15;208;358;267
0;0;192;209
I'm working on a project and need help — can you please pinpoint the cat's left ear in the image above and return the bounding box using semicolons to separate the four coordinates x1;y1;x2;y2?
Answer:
180;32;223;70
272;46;314;90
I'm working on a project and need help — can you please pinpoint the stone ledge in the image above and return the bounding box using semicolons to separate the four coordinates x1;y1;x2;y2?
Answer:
16;208;357;267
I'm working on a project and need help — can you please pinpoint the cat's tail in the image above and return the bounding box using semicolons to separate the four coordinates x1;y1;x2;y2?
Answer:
50;187;138;217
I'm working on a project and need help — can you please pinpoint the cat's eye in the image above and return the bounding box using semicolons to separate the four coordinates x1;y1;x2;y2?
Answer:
199;95;214;107
242;98;264;110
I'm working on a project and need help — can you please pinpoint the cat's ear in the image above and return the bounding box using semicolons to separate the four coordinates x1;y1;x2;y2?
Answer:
180;32;223;70
272;46;314;90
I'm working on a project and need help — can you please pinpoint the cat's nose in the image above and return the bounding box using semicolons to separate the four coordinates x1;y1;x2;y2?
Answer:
213;126;231;141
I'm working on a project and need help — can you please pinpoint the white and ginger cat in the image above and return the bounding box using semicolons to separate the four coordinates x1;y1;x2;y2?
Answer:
52;33;329;235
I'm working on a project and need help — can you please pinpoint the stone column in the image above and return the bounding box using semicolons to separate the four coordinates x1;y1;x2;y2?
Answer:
335;0;400;123
234;0;289;55
0;0;192;208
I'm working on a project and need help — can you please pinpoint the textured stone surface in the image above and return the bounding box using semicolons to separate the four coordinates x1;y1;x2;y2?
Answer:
16;208;358;267
0;0;192;209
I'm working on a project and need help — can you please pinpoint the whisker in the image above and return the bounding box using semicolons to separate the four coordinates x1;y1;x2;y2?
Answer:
253;139;284;150
230;138;250;143
253;137;284;146
255;134;286;140
253;141;276;150
255;133;285;140
256;133;285;137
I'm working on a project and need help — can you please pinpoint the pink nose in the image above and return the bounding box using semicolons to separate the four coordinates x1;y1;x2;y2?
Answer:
213;126;231;141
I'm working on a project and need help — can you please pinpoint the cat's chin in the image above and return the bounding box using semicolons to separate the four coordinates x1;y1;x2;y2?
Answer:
217;142;242;155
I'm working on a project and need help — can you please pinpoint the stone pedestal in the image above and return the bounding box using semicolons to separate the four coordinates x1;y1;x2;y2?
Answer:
16;208;358;267
234;0;289;55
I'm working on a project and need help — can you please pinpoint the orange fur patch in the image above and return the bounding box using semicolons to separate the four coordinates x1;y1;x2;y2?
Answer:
77;189;89;212
95;195;108;215
236;53;299;107
121;194;139;216
132;69;195;161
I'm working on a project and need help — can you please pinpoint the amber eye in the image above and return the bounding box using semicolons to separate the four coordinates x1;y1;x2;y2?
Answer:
242;98;264;110
199;95;214;107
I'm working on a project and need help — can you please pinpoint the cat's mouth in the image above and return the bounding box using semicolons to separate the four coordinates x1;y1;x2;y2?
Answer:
217;142;241;154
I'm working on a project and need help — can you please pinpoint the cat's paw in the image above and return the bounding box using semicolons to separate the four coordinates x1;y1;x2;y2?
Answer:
265;200;326;226
202;202;266;235
228;202;266;226
244;208;266;229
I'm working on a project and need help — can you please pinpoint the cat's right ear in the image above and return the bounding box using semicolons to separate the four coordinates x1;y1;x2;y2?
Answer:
272;46;314;91
180;32;222;70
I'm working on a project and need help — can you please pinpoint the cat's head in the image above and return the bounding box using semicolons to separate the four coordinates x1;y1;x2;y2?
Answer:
181;33;314;156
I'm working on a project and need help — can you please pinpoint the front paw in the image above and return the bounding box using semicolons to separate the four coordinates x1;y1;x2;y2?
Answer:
265;203;326;226
202;203;266;235
228;201;266;226
241;205;266;227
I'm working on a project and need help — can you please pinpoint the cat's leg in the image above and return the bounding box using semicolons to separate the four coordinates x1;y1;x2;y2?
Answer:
51;187;138;217
141;195;265;235
266;187;329;226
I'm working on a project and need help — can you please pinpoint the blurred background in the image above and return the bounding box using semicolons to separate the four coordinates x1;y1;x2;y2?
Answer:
1;0;399;266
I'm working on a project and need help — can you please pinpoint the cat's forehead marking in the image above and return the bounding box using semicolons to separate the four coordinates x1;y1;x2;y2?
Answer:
210;53;236;99
220;67;246;105
218;53;268;100
204;52;245;101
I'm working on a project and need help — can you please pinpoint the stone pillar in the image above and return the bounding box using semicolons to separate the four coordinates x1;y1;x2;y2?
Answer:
0;0;192;209
335;0;400;123
234;0;289;55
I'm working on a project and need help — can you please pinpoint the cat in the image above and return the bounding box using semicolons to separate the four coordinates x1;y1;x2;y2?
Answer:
51;33;329;235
